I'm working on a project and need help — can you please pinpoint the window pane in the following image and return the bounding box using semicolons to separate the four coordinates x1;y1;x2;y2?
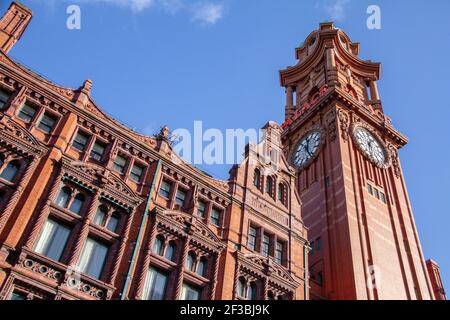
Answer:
0;161;20;182
164;242;176;261
10;292;27;300
73;131;90;151
238;278;246;298
90;141;106;161
153;236;164;256
106;214;119;233
130;163;144;182
175;189;186;207
34;219;70;262
93;206;107;226
159;180;171;198
197;258;207;277
37;113;57;134
197;201;206;218
113;155;127;174
69;193;85;215
186;252;196;271
144;268;168;300
262;234;270;257
77;238;108;279
248;282;257;300
248;226;257;251
0;90;10;109
55;187;71;208
210;208;221;226
18;104;37;122
181;283;201;300
275;241;283;265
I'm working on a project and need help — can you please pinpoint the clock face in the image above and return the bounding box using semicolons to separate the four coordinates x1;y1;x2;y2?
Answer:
293;130;322;169
353;127;387;165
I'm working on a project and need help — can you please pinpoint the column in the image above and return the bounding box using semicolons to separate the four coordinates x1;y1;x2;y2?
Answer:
285;86;295;120
174;236;190;299
369;80;380;101
0;156;39;234
209;252;220;300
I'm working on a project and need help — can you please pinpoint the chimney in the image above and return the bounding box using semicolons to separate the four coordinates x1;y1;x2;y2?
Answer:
0;2;32;54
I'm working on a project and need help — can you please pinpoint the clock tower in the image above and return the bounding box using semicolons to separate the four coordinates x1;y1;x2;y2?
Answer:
280;22;434;300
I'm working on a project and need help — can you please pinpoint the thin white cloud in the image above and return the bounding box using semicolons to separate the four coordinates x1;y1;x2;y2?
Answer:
324;0;350;22
190;2;224;25
57;0;225;24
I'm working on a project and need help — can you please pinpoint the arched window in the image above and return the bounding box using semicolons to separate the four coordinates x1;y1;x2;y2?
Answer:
55;186;71;209
106;213;120;233
278;183;287;205
268;291;275;300
0;160;20;182
266;176;273;196
164;241;176;262
186;252;196;272
152;235;165;256
69;193;85;215
197;257;207;277
237;277;247;298
247;282;257;300
253;169;261;190
93;205;108;226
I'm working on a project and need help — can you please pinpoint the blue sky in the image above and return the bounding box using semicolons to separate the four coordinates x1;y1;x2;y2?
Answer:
4;0;450;293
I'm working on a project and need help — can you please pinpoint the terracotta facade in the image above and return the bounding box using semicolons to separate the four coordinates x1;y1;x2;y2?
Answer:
0;2;307;300
0;2;443;301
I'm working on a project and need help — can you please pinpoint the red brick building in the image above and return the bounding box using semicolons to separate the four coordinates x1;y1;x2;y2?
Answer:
0;2;444;300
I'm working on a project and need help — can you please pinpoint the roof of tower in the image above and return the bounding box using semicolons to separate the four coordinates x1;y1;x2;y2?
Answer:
279;22;381;86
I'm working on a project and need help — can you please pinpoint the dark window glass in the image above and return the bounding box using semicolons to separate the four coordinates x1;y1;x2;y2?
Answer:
197;201;207;218
159;180;171;198
367;184;373;196
175;189;187;207
69;193;85;215
130;163;144;182
197;258;207;277
317;272;323;286
310;241;315;255
0;161;20;182
106;214;120;233
153;236;164;256
90;141;106;161
55;187;71;208
266;177;273;195
144;268;168;300
316;237;322;251
93;206;107;226
37;113;57;134
210;208;221;226
113;155;127;174
380;192;386;204
253;169;261;189
262;234;270;257
0;189;5;203
34;219;70;262
374;188;380;199
73;131;90;151
268;291;275;300
18;104;37;122
275;241;283;265
181;283;201;300
278;184;284;202
248;226;257;251
186;252;196;272
164;241;176;262
247;282;257;300
0;90;10;109
238;277;246;298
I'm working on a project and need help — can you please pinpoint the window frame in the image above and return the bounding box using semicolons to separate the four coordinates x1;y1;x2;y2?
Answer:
17;103;38;123
72;129;91;152
36;112;58;134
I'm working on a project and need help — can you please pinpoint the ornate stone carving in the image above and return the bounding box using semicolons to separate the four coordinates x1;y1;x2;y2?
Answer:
325;110;337;141
388;144;401;178
337;109;349;142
